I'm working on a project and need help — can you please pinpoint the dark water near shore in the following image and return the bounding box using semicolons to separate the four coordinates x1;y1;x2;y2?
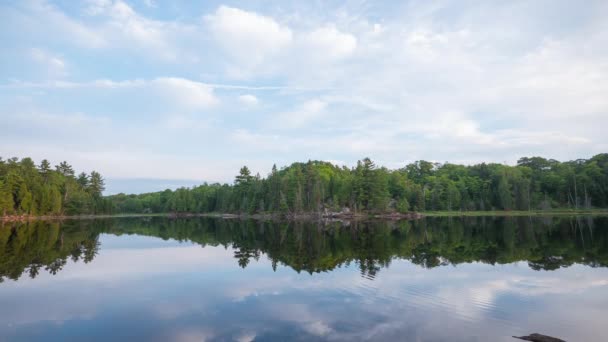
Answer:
1;216;607;341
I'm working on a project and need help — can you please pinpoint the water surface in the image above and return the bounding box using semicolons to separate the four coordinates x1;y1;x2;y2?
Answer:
1;216;607;341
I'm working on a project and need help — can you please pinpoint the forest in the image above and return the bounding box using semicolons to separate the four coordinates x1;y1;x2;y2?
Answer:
0;157;110;217
109;154;608;215
1;154;608;217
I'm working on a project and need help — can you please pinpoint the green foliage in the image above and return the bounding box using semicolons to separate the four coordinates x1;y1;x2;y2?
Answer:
108;154;608;215
0;157;107;216
396;197;410;213
3;154;608;217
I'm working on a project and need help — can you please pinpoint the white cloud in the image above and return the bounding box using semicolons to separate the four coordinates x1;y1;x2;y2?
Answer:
85;0;113;16
302;26;357;60
12;0;106;48
303;321;332;336
142;0;156;8
152;77;218;109
28;48;67;77
203;8;359;78
274;99;327;129
164;115;211;130
2;0;204;62
84;0;185;60
205;6;293;69
172;329;214;342
12;111;109;127
230;129;287;152
235;332;257;342
238;94;259;106
3;77;219;110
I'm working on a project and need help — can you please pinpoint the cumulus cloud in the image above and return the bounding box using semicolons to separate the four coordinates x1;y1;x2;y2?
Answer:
151;77;218;109
205;6;293;69
84;0;191;60
238;94;259;106
301;26;357;60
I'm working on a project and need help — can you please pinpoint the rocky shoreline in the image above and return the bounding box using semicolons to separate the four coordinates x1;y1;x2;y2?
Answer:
169;210;424;221
0;214;149;223
1;210;425;223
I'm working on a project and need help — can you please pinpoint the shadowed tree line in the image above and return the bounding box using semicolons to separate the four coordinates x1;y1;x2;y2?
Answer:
1;216;606;281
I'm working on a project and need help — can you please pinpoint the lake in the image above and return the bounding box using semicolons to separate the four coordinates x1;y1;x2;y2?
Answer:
1;216;607;341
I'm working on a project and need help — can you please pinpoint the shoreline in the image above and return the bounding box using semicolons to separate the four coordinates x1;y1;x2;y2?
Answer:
2;209;607;223
0;211;425;223
422;209;608;217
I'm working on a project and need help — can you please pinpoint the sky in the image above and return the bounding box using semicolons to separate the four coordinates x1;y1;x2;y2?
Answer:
1;0;607;194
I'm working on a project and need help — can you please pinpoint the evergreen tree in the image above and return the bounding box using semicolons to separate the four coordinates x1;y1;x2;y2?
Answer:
56;161;75;178
88;171;105;198
77;172;89;188
39;159;51;183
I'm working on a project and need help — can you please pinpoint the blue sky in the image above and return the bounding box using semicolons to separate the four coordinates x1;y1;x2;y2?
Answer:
1;0;607;194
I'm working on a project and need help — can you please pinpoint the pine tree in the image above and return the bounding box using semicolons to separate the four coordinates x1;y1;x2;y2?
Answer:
39;159;51;183
235;166;252;186
268;164;281;211
56;161;75;177
88;171;105;198
77;172;89;188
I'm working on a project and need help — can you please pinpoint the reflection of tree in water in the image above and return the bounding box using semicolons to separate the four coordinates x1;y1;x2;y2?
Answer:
0;220;100;282
233;245;261;268
1;216;607;281
410;244;442;269
45;258;67;275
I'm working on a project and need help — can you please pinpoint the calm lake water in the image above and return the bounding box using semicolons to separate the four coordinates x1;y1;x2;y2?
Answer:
1;216;607;342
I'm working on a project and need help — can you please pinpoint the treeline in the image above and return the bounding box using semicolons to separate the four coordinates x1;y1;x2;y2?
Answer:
2;216;606;281
110;154;608;214
2;155;607;217
0;157;110;216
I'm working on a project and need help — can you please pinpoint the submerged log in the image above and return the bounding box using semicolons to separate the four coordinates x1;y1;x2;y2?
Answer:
513;333;566;342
